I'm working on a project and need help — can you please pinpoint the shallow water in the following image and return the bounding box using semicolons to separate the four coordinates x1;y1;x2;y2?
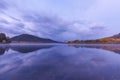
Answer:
0;44;120;80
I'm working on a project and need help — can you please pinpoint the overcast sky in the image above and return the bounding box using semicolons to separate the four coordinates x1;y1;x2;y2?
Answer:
0;0;119;41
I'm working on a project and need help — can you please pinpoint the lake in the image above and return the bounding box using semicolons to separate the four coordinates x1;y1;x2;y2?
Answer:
0;44;120;80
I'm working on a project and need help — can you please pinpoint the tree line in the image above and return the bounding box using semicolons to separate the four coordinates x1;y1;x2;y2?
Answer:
67;38;120;44
0;33;11;43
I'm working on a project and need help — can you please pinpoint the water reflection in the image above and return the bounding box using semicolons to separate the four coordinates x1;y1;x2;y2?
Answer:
0;44;120;80
0;44;120;55
0;44;54;54
72;44;120;54
10;45;54;53
0;46;9;55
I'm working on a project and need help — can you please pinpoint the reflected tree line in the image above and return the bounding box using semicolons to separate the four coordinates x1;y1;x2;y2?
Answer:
71;44;120;54
0;46;9;55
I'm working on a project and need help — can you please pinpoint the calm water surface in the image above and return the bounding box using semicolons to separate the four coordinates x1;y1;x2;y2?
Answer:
0;44;120;80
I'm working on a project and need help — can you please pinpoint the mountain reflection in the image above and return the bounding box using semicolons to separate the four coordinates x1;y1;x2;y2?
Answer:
0;44;54;54
10;45;54;53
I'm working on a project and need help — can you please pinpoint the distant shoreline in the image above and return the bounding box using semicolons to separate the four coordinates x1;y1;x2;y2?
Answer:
0;43;120;45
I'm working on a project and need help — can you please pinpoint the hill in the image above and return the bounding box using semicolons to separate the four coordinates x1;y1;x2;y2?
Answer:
11;34;58;43
67;33;120;44
109;33;120;38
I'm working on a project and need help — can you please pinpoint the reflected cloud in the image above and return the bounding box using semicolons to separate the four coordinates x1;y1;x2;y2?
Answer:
0;45;120;80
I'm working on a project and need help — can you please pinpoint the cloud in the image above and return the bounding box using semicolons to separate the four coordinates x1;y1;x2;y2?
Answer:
0;0;106;41
0;13;106;41
82;0;120;35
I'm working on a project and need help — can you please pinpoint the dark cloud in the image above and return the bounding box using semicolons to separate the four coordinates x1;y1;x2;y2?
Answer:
0;19;9;24
15;23;25;28
0;0;8;10
8;16;21;22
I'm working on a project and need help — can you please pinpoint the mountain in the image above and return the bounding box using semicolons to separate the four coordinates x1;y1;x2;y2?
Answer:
109;33;120;38
11;34;58;43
